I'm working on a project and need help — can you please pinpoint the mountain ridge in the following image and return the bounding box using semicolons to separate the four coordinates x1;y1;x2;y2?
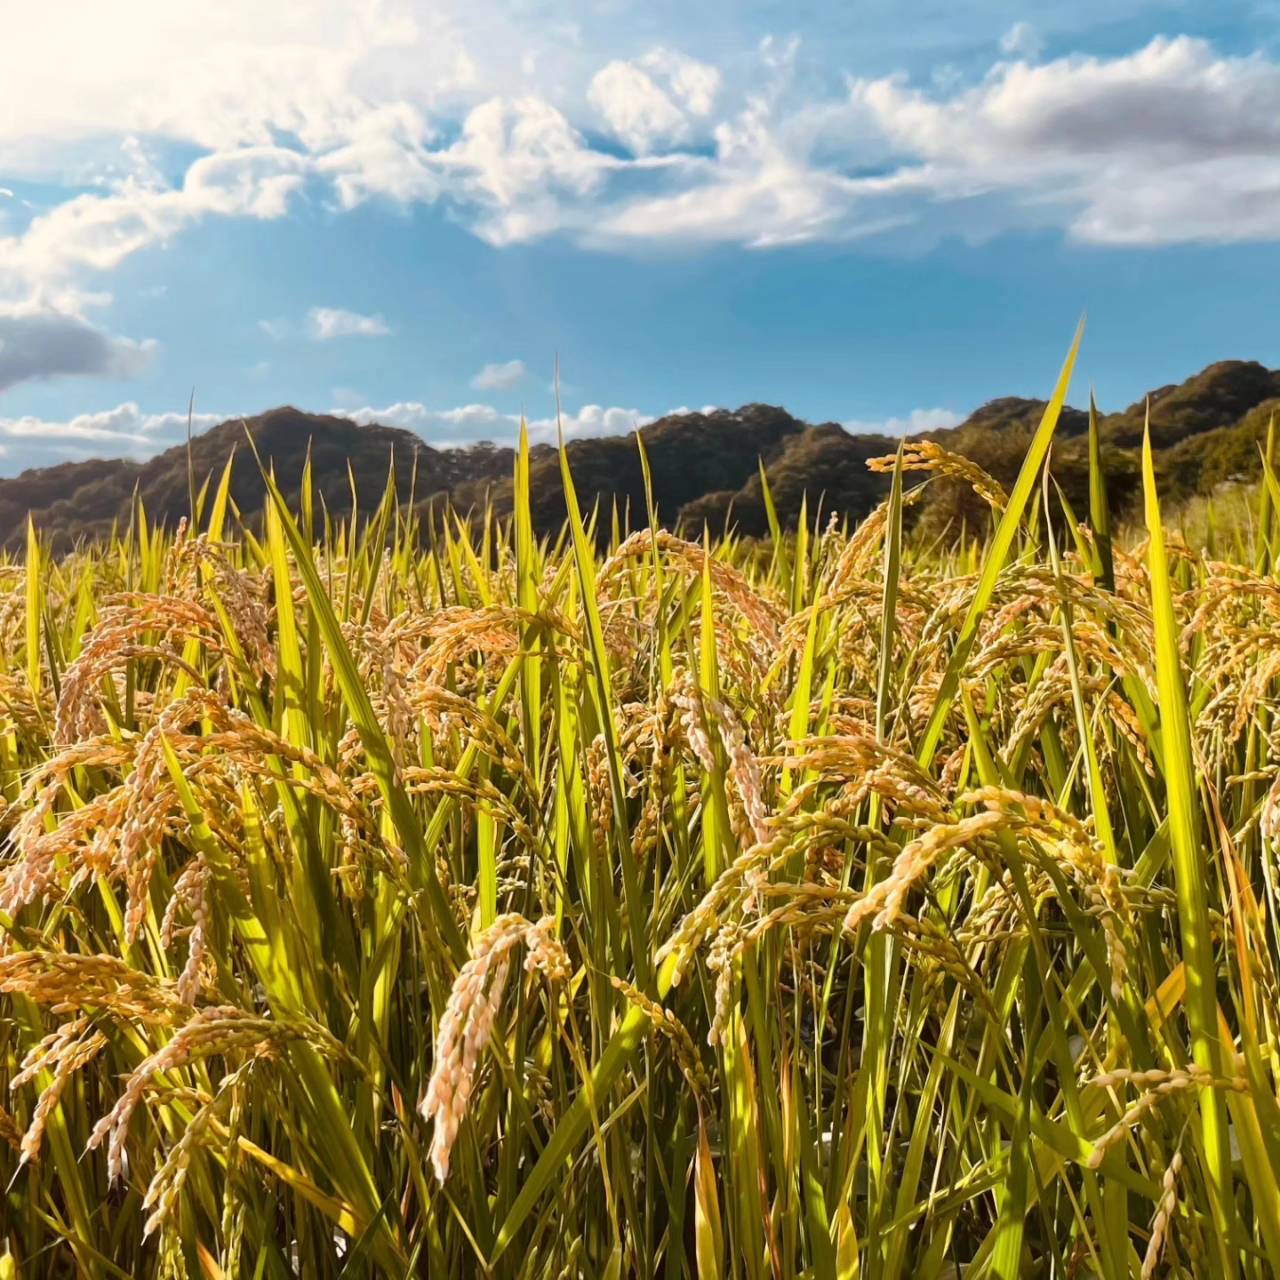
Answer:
6;359;1279;547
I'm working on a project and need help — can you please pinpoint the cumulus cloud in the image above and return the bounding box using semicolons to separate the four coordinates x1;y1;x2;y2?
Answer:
589;62;688;154
0;308;155;391
470;359;526;390
597;34;1280;251
641;49;721;118
306;306;392;340
587;48;719;155
848;36;1280;246
313;102;441;208
0;2;464;169
433;95;620;246
553;403;650;440
0;401;221;442
600;36;1280;248
6;17;1280;333
843;407;963;436
342;400;510;440
0;392;963;473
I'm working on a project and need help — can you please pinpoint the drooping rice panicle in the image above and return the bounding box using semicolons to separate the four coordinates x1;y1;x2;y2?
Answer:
5;343;1280;1278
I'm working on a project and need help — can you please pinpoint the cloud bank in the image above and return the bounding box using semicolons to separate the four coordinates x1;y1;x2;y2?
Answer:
6;12;1280;391
0;397;655;472
6;30;1280;304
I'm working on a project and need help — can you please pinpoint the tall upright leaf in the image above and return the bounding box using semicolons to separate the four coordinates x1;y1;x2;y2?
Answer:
916;317;1083;770
1142;417;1237;1276
1087;391;1115;592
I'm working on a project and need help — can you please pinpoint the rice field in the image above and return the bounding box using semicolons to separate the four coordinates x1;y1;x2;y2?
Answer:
6;331;1280;1277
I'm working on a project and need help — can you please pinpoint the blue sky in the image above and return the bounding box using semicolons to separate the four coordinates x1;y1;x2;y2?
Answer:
2;1;1280;471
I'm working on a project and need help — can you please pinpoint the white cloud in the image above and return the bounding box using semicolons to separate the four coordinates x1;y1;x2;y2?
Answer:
641;49;721;118
0;402;222;442
589;61;689;154
0;401;227;471
849;36;1280;247
0;3;444;168
313;102;440;208
586;48;719;156
471;358;526;390
306;306;392;340
587;36;1280;249
354;402;508;442
339;399;651;445
434;95;619;245
1000;21;1043;60
0;146;310;309
0;396;658;471
0;144;308;388
554;404;650;440
4;17;1280;344
843;407;963;436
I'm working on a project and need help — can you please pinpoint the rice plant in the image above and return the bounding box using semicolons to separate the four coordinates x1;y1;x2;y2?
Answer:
6;331;1280;1276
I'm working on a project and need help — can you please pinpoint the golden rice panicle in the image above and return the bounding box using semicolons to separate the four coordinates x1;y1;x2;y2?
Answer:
867;439;1009;510
1084;1066;1247;1168
843;809;1005;934
85;1005;339;1184
609;977;711;1097
0;951;185;1023
12;403;1280;1276
11;1018;108;1164
421;913;569;1183
1144;1149;1183;1279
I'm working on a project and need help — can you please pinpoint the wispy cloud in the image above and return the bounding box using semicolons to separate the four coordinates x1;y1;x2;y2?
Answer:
999;21;1043;60
843;407;963;436
306;306;392;340
470;358;526;391
341;399;650;445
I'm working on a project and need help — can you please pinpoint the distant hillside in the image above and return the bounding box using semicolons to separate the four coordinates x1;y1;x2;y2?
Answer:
0;409;518;548
5;360;1280;548
1101;360;1280;449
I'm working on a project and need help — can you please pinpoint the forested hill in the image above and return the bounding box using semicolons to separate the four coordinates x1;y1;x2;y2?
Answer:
4;359;1278;547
